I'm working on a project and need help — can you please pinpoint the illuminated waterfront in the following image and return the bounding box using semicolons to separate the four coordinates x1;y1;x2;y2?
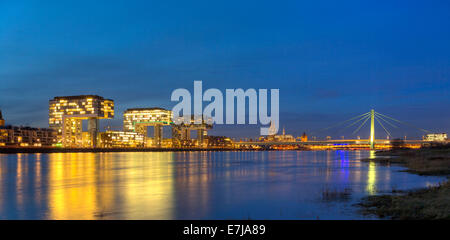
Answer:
0;151;445;220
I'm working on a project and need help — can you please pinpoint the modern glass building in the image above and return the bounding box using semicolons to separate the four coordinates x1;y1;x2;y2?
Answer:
49;95;114;147
123;108;172;147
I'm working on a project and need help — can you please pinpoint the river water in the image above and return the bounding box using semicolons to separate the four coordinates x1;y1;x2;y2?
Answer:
0;150;444;219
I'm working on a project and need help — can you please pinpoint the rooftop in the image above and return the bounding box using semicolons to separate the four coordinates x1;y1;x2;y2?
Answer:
50;95;113;101
125;107;169;112
0;125;55;131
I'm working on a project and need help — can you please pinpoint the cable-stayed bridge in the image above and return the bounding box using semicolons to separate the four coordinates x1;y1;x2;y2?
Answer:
237;109;440;150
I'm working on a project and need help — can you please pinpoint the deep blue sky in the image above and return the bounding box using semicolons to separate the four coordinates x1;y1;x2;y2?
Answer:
1;0;449;139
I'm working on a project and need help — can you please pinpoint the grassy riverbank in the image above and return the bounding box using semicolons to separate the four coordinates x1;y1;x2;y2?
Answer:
359;146;450;220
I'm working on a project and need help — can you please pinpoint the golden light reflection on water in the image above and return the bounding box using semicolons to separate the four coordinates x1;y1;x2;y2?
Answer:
1;151;444;220
369;150;376;159
16;154;25;214
366;151;378;195
120;152;174;219
45;152;175;219
47;153;98;219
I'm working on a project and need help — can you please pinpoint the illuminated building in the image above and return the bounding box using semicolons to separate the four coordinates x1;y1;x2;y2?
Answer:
0;111;56;147
0;110;4;127
146;138;173;148
123;108;172;147
0;126;56;147
49;95;114;147
423;133;447;142
206;136;233;148
98;131;145;148
300;132;308;142
261;127;295;142
171;115;212;148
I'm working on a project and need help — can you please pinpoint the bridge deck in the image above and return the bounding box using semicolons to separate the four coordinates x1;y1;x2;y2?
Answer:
235;139;430;146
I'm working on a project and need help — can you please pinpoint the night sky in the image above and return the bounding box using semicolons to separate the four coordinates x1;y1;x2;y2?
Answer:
1;0;449;139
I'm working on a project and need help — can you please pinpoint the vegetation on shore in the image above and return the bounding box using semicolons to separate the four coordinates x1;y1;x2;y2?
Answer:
359;145;450;220
359;181;450;220
362;146;450;176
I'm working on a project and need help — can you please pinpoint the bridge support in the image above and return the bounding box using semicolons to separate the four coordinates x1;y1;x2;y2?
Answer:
197;129;205;147
88;118;99;148
154;124;163;147
370;109;375;150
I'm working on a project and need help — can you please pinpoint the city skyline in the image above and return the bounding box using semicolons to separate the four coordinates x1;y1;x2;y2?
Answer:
0;93;443;142
1;1;450;138
1;0;450;224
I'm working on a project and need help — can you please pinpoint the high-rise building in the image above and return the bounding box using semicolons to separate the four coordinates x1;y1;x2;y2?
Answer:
123;108;172;147
171;115;212;148
49;95;114;147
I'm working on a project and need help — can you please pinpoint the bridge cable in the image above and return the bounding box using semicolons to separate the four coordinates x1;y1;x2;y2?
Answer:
375;112;430;133
374;113;398;129
374;115;392;138
352;115;371;135
312;112;370;134
340;113;372;132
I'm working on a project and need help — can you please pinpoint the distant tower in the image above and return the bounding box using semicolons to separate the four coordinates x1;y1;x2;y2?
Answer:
300;132;308;142
0;110;4;127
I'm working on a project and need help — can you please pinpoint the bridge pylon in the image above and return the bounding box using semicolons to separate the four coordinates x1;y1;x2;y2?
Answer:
311;108;429;150
370;109;375;150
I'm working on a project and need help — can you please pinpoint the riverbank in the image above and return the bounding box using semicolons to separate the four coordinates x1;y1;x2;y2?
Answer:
359;146;450;220
0;147;264;154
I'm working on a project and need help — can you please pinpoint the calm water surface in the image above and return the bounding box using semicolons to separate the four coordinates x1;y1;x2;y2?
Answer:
0;150;445;219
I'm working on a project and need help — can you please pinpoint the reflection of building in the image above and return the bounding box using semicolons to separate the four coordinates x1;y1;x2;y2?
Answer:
49;95;114;147
423;133;447;142
123;108;172;147
0;126;56;147
98;131;145;148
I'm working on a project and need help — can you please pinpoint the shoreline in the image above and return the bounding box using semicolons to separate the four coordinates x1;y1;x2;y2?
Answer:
0;147;270;154
0;147;363;154
358;146;450;220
